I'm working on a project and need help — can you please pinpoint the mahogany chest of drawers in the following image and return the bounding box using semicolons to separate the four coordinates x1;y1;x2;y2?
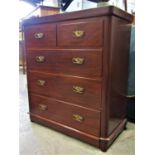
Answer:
23;6;133;151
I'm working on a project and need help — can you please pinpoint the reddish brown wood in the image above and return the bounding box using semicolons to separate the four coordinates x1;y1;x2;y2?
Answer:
27;49;102;77
104;16;130;136
99;16;131;149
23;6;133;26
24;23;56;49
23;6;133;152
99;119;127;151
57;18;103;47
30;94;100;136
30;114;100;147
28;71;102;110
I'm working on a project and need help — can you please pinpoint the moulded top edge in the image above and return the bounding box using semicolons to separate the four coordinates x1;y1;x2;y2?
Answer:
22;6;133;26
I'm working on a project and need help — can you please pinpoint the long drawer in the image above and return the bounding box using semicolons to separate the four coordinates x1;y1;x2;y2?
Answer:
28;71;102;110
27;49;102;77
29;94;100;136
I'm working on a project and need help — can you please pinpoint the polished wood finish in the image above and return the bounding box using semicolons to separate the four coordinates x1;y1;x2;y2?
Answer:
23;6;133;25
57;18;103;47
28;71;102;110
107;16;131;136
30;114;100;147
30;94;100;136
23;6;133;152
24;23;56;49
27;49;102;77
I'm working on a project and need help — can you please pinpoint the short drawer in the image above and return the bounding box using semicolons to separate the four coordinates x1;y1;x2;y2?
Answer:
29;94;100;136
57;18;103;47
24;23;56;49
28;71;102;110
27;49;102;77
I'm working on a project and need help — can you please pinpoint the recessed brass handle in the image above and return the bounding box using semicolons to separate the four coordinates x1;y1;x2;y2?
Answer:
37;80;46;86
73;114;84;122
72;57;84;65
35;56;45;63
73;30;85;38
34;32;44;39
73;86;85;94
38;104;48;111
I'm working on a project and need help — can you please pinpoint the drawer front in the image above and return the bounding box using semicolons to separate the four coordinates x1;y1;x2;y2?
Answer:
28;71;101;110
27;49;102;77
24;24;56;49
57;18;103;47
29;94;100;136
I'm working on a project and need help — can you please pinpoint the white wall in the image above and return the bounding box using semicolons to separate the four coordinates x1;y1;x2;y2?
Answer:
43;0;59;7
82;0;97;9
127;0;135;14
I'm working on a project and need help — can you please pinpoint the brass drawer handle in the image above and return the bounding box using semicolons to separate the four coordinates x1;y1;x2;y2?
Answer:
73;114;84;122
73;30;85;38
35;56;45;63
37;80;46;86
38;104;48;111
73;86;85;94
34;32;44;39
72;57;84;65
